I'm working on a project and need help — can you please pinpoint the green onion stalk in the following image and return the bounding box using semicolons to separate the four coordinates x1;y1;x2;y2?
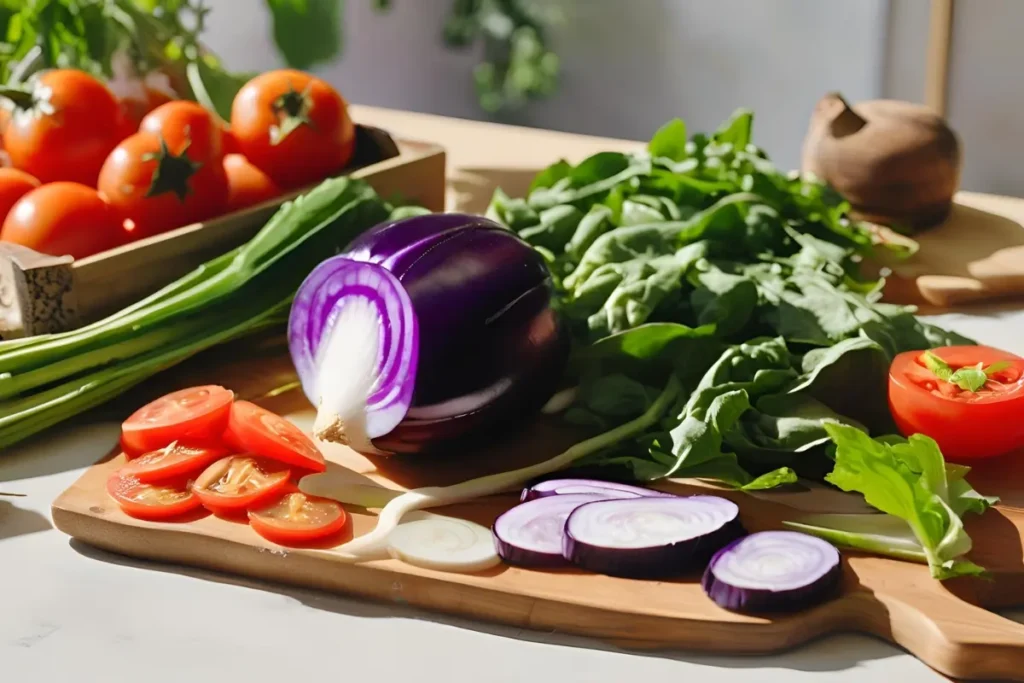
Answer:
0;177;394;452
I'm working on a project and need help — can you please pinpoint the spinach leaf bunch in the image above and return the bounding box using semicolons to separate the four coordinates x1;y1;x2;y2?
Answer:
486;109;972;486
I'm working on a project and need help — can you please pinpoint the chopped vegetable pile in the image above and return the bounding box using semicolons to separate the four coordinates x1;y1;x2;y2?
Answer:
61;107;1010;596
324;110;997;580
107;385;348;546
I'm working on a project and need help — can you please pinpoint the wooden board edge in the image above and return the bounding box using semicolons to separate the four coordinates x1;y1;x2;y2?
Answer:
49;440;1024;679
51;492;857;657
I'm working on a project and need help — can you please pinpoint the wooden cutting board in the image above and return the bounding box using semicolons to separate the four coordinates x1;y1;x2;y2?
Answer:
49;339;1024;682
877;190;1024;310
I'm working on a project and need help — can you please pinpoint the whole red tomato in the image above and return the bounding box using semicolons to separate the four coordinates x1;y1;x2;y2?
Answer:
223;153;281;213
141;101;224;162
0;168;40;223
98;131;228;238
230;69;355;189
1;182;126;259
889;345;1024;461
3;70;124;185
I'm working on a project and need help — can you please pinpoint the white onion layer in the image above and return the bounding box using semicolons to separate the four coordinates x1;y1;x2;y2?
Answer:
493;493;604;556
313;296;383;454
387;517;500;573
566;496;739;550
709;531;840;591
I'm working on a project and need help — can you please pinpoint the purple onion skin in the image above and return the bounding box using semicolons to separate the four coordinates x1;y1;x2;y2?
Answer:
344;213;570;455
701;539;843;614
492;493;605;568
492;534;571;569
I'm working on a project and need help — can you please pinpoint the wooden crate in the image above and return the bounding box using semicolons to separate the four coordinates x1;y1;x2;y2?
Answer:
0;124;446;339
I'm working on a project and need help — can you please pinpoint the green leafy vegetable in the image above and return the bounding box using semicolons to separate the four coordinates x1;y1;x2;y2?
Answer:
0;1;561;115
921;350;1011;392
921;350;954;381
475;109;994;582
788;423;997;579
186;58;254;122
648;118;688;162
264;0;342;71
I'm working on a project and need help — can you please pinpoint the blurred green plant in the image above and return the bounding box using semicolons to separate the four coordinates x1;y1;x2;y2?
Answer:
0;0;560;114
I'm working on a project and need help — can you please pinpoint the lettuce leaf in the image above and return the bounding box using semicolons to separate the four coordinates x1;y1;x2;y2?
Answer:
786;423;997;579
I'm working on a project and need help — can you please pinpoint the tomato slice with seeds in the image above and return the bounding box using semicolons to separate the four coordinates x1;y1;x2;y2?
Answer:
107;473;202;520
248;490;348;544
889;345;1024;461
192;455;291;511
225;401;325;473
122;385;234;456
116;442;227;484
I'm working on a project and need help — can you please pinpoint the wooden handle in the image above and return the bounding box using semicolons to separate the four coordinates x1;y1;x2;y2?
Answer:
0;242;77;339
865;587;1024;681
925;0;954;115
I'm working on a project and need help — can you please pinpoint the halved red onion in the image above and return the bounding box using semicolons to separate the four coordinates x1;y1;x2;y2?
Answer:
563;496;744;578
288;213;569;455
521;478;676;502
702;531;842;613
289;258;418;454
492;493;607;567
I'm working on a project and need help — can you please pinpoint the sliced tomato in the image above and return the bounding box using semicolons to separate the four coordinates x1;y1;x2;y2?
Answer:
248;490;348;544
106;473;201;520
889;345;1024;461
225;401;326;473
192;455;291;512
116;442;227;483
122;385;235;456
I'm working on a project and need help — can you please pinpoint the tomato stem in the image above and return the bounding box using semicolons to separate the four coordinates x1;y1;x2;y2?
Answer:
270;81;316;145
0;85;37;110
143;136;203;201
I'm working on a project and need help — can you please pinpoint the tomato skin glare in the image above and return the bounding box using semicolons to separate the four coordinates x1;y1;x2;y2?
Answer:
888;345;1024;461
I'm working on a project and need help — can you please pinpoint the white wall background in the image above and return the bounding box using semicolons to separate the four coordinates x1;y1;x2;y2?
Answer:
203;0;1012;193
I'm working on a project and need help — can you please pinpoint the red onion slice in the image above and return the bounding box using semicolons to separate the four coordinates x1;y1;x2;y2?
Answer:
563;496;744;578
492;493;607;567
521;478;676;502
702;531;842;613
288;257;419;454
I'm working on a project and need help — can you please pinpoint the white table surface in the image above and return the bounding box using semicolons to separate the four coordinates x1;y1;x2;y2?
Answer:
3;305;1024;683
